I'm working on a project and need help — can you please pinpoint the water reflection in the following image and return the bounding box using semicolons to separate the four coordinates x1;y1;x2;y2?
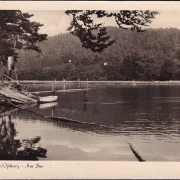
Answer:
25;85;180;138
39;102;58;110
83;90;88;112
0;106;47;160
2;84;180;161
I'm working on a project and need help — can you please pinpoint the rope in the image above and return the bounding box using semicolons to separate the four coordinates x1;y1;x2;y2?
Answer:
2;73;22;86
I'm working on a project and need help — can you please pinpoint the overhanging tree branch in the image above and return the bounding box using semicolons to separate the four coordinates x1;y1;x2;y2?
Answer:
65;10;159;52
0;10;47;63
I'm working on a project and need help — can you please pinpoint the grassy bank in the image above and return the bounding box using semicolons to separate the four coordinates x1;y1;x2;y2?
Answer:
17;80;180;85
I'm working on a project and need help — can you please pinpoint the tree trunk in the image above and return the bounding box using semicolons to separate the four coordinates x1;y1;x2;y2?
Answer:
9;70;12;78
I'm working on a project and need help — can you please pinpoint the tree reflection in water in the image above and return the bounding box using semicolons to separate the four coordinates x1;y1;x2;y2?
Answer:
0;114;47;160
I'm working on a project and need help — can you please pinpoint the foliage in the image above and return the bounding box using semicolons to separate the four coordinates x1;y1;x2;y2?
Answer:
16;27;180;81
160;59;179;81
0;10;47;64
65;10;159;52
121;52;162;80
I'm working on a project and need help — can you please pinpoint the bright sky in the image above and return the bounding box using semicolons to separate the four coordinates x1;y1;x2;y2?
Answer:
28;10;180;36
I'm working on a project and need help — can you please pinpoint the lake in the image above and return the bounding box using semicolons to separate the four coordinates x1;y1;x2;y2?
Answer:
1;83;180;161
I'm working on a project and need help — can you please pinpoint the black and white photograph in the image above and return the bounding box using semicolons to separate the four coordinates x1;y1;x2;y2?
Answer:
1;2;180;163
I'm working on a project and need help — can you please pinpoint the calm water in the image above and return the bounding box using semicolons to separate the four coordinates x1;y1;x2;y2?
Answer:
1;83;180;161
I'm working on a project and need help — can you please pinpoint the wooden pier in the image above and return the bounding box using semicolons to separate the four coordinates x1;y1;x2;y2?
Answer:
17;80;180;86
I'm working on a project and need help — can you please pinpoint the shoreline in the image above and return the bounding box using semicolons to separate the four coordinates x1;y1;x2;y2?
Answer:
17;80;180;85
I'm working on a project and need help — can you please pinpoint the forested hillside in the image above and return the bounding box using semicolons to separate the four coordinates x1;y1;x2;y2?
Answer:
16;27;180;81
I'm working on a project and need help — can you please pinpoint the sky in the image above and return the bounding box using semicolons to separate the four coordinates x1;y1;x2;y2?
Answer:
28;10;180;36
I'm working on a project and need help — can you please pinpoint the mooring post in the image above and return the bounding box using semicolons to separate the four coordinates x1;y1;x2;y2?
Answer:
84;90;87;101
83;90;88;111
52;84;55;95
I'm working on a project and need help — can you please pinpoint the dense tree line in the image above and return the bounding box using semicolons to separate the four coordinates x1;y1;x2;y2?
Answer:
15;27;180;81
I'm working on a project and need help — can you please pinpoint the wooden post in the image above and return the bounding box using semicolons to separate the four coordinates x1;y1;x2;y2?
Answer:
83;90;88;111
8;56;14;78
14;61;18;80
52;108;54;117
84;90;87;101
52;84;55;95
129;143;146;162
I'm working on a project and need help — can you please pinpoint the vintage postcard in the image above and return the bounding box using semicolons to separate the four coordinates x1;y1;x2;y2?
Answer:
0;1;180;179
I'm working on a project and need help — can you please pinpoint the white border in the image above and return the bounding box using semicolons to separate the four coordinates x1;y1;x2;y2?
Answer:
0;1;180;179
1;161;180;179
0;1;179;11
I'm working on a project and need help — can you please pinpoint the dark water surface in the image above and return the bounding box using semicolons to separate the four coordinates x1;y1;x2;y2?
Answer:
2;83;180;161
